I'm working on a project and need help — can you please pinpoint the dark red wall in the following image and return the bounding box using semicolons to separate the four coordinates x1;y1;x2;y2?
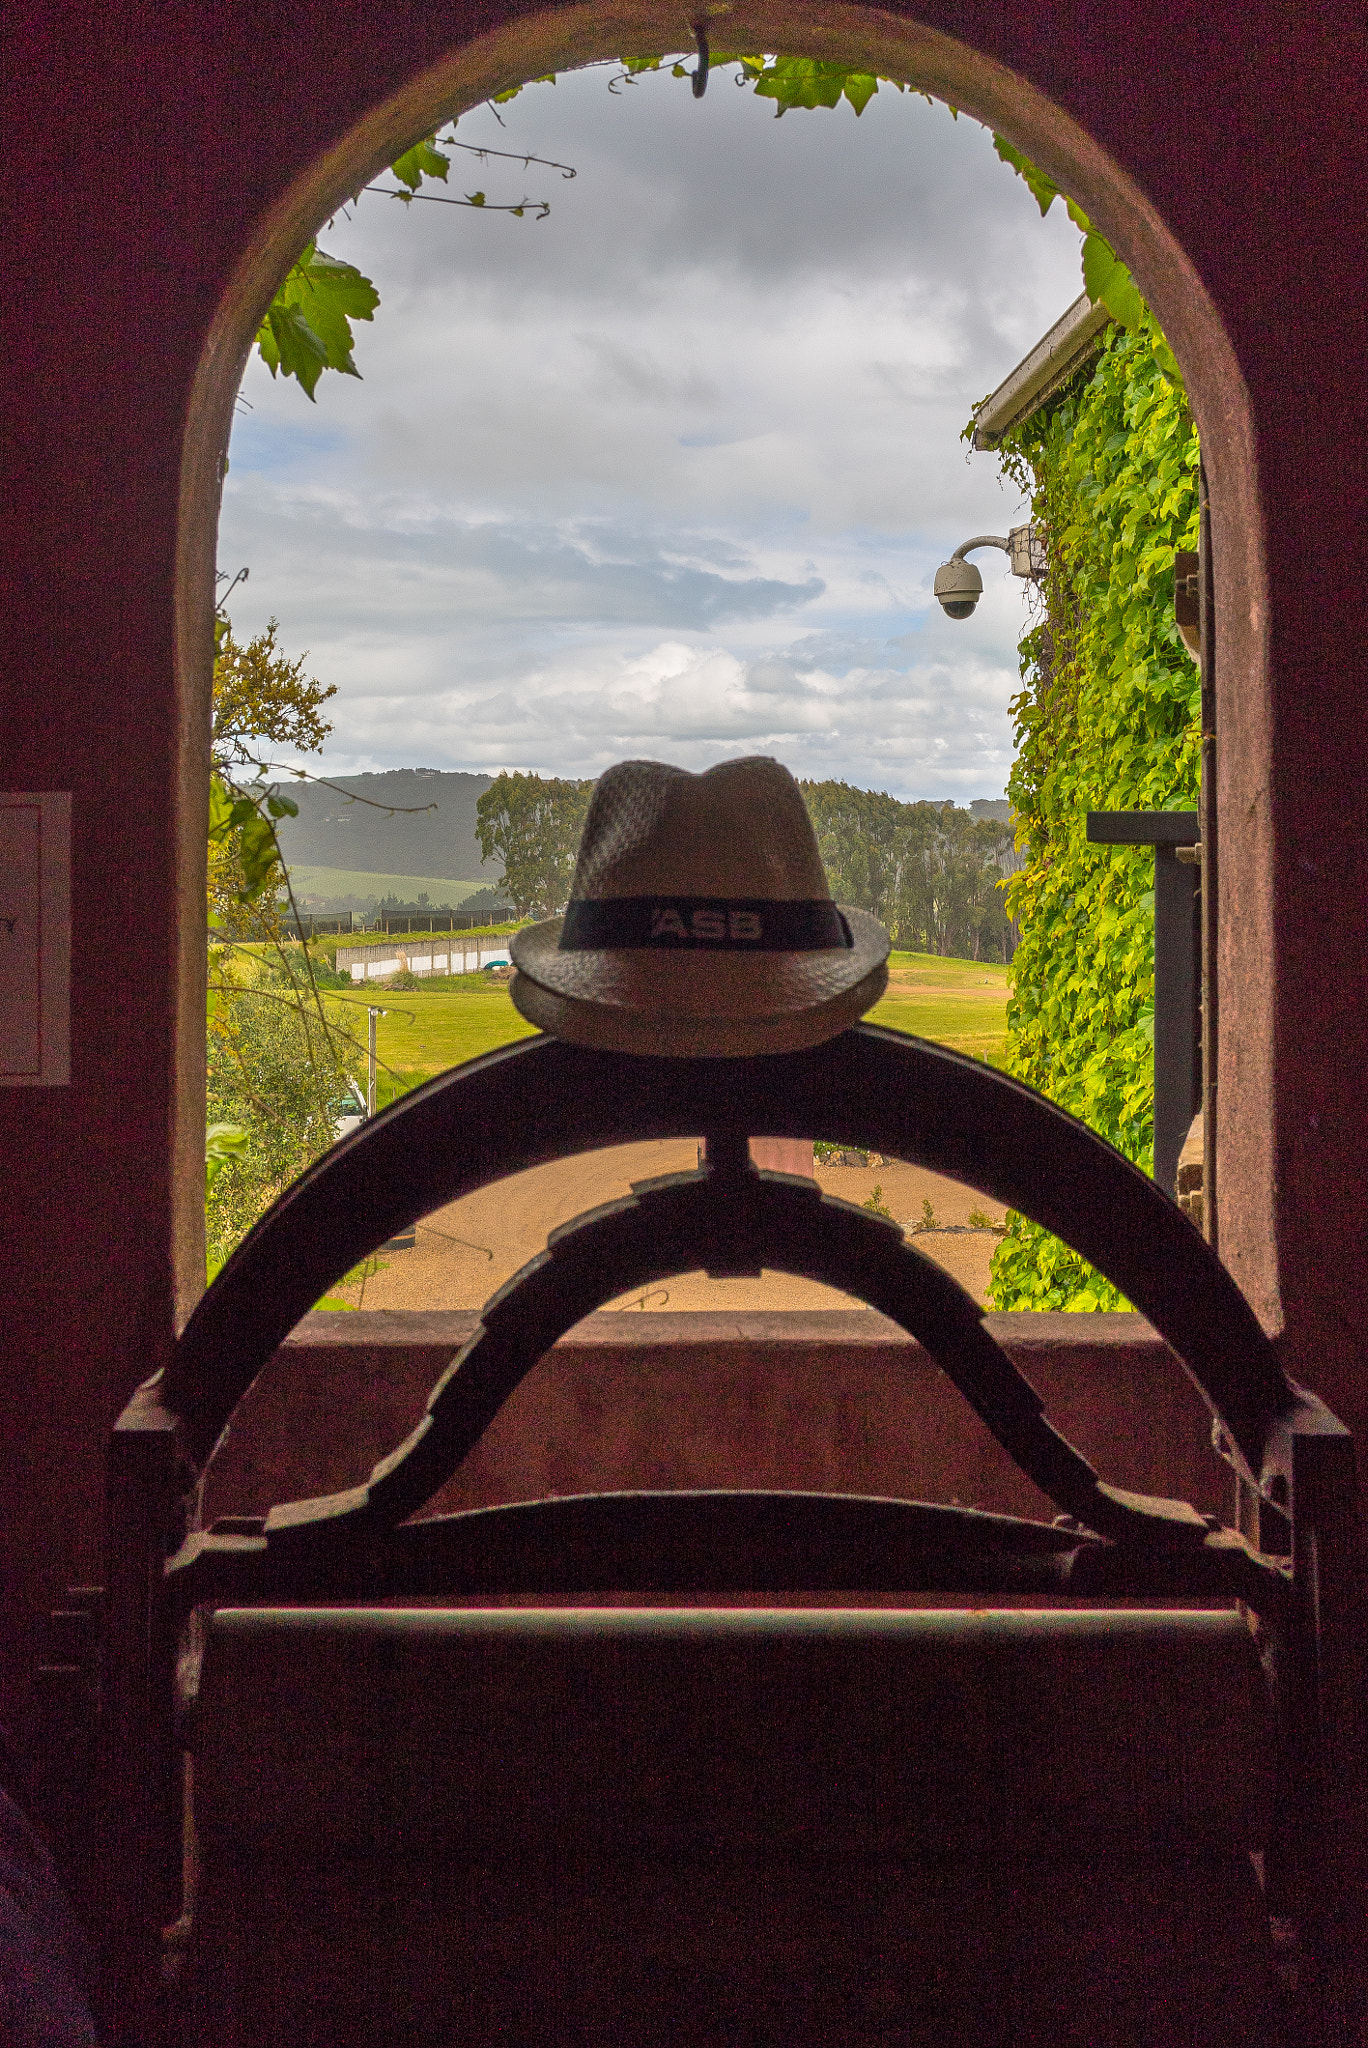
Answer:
204;1311;1236;1529
2;1;1366;1734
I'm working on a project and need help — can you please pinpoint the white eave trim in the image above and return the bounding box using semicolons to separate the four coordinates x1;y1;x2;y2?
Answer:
971;294;1113;450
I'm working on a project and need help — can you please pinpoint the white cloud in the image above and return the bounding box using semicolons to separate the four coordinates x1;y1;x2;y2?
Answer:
220;62;1081;800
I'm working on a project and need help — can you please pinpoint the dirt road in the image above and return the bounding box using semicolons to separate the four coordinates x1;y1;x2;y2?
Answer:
336;1142;1008;1314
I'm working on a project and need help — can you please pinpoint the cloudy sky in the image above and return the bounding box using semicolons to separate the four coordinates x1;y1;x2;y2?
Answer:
219;61;1083;801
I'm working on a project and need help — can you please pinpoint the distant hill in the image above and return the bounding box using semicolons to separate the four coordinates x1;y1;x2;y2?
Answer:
282;866;497;912
273;769;500;882
274;769;1014;887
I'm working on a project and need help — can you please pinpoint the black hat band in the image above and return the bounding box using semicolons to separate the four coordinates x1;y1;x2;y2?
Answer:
559;897;853;953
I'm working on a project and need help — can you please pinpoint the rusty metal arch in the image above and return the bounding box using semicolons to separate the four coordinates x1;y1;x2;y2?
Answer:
171;1028;1293;1487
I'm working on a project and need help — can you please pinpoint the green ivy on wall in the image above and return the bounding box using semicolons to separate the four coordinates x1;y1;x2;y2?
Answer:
986;315;1202;1311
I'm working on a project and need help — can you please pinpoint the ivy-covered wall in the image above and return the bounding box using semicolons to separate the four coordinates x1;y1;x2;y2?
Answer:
987;316;1202;1310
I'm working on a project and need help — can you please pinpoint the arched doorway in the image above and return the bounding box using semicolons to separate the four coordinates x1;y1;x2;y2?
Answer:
176;2;1274;1317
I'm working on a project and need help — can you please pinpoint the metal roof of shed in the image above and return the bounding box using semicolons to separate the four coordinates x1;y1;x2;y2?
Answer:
971;293;1112;449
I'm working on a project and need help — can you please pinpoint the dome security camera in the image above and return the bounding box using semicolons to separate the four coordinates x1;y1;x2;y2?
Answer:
935;525;1045;621
934;556;984;620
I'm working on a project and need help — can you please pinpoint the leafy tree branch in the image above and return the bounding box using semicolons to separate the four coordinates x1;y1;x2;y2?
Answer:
253;119;570;398
213;616;337;766
252;54;1171;403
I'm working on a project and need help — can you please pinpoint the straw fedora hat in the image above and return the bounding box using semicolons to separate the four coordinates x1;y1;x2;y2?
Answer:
510;756;889;1056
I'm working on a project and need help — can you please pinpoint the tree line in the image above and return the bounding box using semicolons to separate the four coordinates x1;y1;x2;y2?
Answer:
803;783;1019;962
475;770;1019;962
370;884;512;925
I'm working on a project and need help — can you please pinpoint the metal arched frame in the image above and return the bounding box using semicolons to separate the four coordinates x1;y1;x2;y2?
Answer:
123;1022;1350;1638
169;1027;1309;1499
106;1026;1363;2040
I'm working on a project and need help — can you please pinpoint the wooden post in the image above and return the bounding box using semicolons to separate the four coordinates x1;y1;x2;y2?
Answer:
101;1384;186;2045
1087;811;1202;1195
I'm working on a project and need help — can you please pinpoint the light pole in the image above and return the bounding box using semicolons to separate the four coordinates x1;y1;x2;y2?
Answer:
366;1007;383;1118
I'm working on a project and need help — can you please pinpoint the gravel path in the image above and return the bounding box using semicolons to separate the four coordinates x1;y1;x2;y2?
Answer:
333;1143;1008;1314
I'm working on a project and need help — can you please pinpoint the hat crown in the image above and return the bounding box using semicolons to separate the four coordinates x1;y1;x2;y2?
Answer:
510;753;890;1057
570;757;830;903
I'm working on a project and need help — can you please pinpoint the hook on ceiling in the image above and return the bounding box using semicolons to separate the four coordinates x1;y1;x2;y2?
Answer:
691;19;710;98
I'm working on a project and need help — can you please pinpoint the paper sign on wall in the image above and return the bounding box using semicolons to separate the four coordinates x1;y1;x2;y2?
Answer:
1;793;71;1085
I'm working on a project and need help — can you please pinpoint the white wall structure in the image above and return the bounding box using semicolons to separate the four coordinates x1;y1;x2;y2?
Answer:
337;939;513;982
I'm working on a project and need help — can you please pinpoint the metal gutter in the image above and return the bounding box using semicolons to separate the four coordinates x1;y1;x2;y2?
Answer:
971;293;1113;449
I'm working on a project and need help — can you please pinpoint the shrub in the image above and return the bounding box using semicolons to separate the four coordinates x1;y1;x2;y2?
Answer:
206;959;349;1265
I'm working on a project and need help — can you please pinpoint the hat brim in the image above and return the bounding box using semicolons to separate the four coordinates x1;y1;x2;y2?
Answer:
509;906;890;1057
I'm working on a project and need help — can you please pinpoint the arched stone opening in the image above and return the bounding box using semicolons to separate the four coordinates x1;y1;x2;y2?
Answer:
177;1;1275;1322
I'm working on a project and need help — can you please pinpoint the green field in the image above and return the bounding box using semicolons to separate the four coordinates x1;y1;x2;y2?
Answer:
286;865;490;907
868;951;1010;1068
328;980;538;1105
348;948;1009;1104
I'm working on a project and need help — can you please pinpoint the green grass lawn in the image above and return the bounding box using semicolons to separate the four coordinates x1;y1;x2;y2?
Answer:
867;951;1010;1068
342;948;1010;1104
329;980;539;1105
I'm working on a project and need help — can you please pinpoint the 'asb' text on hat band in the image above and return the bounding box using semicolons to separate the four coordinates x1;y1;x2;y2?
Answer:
559;898;854;953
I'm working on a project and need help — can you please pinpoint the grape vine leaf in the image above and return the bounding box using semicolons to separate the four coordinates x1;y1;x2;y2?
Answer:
390;137;451;191
992;134;1061;215
205;1123;251;1197
493;73;556;103
255;242;379;399
990;135;1161;344
734;54;892;116
1081;231;1146;331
